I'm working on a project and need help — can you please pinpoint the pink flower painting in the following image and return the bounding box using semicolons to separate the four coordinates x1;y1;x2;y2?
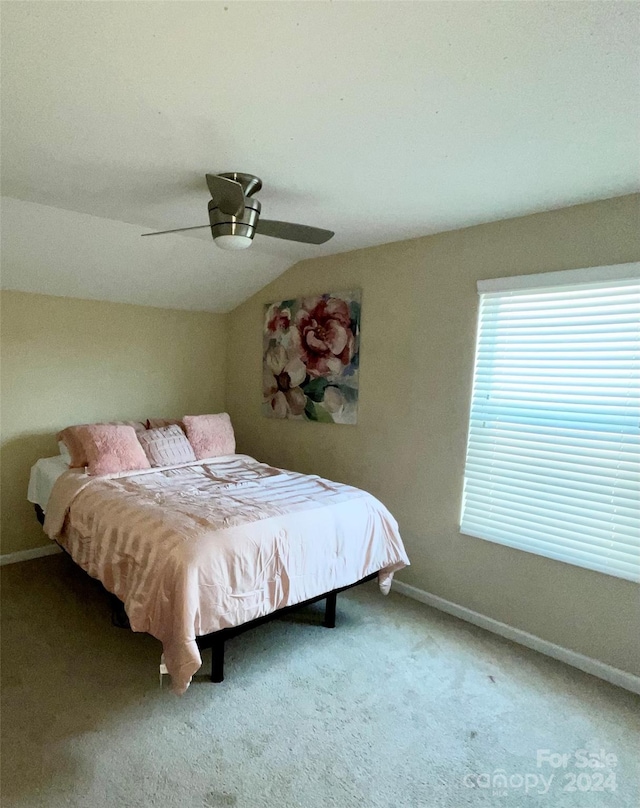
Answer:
263;291;361;423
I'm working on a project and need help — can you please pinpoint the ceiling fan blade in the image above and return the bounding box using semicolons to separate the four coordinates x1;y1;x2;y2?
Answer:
205;174;245;217
141;224;211;237
257;219;334;245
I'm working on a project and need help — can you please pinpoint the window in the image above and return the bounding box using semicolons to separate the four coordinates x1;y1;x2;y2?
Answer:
460;264;640;582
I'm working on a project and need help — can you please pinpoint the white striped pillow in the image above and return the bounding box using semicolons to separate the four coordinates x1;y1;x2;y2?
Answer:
138;425;196;468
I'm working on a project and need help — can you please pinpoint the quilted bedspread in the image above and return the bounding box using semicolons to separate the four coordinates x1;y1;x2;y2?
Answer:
45;454;409;693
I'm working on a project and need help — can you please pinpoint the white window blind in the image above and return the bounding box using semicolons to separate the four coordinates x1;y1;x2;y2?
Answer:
460;265;640;582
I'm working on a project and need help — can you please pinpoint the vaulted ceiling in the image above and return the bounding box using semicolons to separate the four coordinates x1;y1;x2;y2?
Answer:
1;1;638;312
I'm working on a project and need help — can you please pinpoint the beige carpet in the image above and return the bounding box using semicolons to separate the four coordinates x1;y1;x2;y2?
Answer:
1;554;638;808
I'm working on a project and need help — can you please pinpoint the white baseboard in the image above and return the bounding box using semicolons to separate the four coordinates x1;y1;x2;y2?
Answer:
392;580;640;696
0;544;62;566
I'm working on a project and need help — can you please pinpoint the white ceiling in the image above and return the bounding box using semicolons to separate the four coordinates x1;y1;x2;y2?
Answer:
1;1;638;312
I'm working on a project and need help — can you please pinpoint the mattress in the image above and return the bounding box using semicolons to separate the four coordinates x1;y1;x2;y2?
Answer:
27;455;70;512
43;454;409;693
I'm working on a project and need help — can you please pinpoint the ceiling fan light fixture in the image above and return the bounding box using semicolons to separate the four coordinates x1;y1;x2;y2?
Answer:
214;233;253;251
141;172;335;246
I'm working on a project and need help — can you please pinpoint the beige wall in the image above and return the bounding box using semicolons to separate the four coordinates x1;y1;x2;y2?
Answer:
2;196;638;675
0;291;227;555
225;194;640;675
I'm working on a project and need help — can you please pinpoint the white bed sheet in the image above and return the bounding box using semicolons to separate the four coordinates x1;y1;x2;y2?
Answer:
27;456;70;512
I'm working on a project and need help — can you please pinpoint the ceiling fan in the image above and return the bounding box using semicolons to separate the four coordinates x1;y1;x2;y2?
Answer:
141;172;335;250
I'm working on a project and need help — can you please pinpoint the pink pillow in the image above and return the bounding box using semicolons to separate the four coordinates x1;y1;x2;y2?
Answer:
58;421;146;468
76;424;151;476
57;426;88;468
183;413;236;460
138;425;197;467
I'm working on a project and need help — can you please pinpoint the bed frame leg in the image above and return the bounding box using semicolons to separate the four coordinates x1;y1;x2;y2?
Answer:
323;591;337;628
210;636;225;683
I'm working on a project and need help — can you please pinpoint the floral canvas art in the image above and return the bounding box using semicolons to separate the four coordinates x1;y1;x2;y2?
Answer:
263;290;361;424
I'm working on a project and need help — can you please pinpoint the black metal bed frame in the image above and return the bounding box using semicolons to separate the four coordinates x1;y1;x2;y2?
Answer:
35;504;376;683
196;572;376;682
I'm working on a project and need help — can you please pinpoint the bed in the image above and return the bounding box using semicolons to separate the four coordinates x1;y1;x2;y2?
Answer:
31;453;409;693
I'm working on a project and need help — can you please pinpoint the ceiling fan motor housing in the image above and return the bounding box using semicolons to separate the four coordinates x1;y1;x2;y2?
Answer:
208;196;261;242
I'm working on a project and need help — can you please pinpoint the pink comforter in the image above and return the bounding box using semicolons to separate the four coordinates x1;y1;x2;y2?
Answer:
44;455;409;693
